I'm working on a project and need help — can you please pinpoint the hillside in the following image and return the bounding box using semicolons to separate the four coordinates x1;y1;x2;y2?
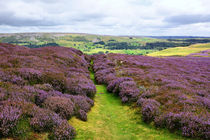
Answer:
93;54;210;139
1;33;210;55
0;43;96;139
147;43;210;57
0;43;209;140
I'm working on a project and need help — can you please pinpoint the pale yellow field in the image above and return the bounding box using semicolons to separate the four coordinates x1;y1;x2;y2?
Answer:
147;43;210;57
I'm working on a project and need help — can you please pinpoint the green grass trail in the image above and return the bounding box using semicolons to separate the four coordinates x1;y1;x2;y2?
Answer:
69;71;188;140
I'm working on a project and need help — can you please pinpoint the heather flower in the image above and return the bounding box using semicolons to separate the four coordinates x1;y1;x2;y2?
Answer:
136;98;146;107
66;77;96;98
72;95;92;113
118;81;140;103
30;108;61;132
77;109;87;121
42;72;67;92
0;92;6;101
50;120;76;140
180;113;210;139
155;112;182;130
18;68;42;84
140;91;156;99
8;91;35;103
34;84;54;91
43;96;75;120
0;105;22;136
34;90;49;106
107;77;133;93
195;96;210;109
141;99;160;123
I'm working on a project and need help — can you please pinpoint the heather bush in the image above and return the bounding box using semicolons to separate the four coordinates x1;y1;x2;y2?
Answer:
118;81;140;103
77;109;87;121
0;73;26;86
34;90;48;106
85;97;94;106
95;68;116;84
107;77;133;93
103;73;116;85
195;96;210;109
67;67;90;78
42;72;67;92
0;43;95;139
66;77;96;98
181;113;210;139
50;120;76;140
18;68;42;84
93;53;210;139
72;95;92;113
154;113;182;130
0;92;6;101
136;98;146;107
0;105;22;136
34;84;54;91
7;91;35;103
30;108;61;132
141;99;160;123
140;91;156;99
43;96;75;120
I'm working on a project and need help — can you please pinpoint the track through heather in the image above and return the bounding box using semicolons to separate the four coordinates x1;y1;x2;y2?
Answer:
69;69;188;140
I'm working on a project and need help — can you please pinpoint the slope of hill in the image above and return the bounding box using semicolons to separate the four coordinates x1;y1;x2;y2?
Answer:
0;43;96;139
1;42;209;139
147;43;210;57
93;54;210;139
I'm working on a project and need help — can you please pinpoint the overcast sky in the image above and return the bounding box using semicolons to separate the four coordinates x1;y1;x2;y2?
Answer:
0;0;210;36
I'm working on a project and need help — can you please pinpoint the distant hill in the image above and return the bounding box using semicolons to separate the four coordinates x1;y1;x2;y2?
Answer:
1;33;210;55
147;36;210;39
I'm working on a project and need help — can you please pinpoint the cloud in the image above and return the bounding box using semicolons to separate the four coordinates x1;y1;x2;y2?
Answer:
165;14;210;25
0;11;59;26
0;0;210;36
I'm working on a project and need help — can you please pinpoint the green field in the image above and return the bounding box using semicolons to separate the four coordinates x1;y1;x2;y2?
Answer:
147;43;210;57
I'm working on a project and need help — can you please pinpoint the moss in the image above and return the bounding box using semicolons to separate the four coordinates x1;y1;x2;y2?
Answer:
11;118;32;140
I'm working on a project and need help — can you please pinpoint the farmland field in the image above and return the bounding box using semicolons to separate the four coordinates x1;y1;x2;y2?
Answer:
148;43;210;57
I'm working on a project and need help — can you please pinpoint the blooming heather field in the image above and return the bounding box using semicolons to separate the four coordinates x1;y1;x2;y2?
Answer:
0;43;96;139
0;42;209;140
93;54;210;139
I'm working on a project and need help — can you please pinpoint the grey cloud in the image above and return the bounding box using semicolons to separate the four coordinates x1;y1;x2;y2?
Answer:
0;11;59;26
0;0;210;36
164;14;210;25
71;13;107;22
0;10;106;27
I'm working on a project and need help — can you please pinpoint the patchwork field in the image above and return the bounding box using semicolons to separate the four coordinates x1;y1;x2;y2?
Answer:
1;33;210;56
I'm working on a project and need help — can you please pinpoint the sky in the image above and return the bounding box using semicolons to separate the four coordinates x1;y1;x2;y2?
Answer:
0;0;210;36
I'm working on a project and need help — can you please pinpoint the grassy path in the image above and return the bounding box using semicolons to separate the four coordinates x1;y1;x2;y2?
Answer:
69;72;187;140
